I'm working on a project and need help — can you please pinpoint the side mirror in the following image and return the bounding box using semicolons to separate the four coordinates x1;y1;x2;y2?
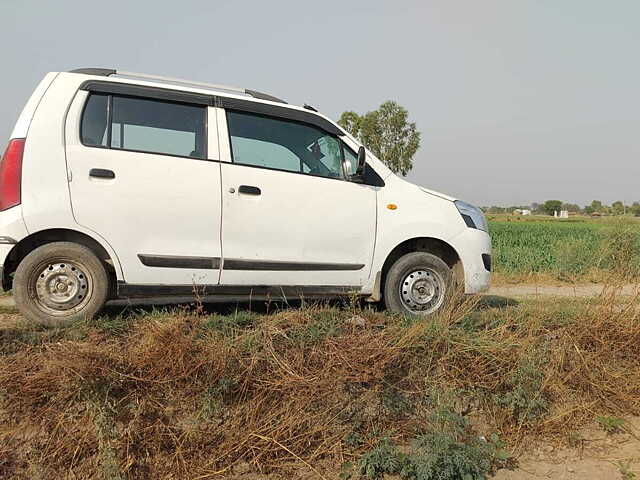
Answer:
349;146;367;183
356;146;367;175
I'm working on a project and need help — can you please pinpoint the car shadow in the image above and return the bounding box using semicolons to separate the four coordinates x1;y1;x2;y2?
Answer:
100;296;344;319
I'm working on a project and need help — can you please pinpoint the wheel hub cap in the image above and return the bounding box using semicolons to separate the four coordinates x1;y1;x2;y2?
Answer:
399;269;445;314
35;262;89;311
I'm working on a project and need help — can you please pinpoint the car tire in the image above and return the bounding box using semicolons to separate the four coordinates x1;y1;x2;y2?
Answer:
383;252;453;316
13;242;109;326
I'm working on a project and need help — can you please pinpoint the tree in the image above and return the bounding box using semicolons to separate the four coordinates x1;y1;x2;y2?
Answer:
337;111;362;139
562;203;581;213
611;201;626;215
541;200;563;216
338;101;421;176
631;202;640;216
486;206;506;214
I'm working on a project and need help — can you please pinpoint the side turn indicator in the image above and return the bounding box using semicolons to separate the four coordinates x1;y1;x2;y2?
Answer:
387;204;398;210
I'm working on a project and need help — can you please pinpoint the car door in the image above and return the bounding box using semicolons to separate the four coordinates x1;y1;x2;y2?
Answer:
65;88;222;285
217;107;376;288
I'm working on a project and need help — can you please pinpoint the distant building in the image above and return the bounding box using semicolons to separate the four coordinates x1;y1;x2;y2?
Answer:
513;209;532;216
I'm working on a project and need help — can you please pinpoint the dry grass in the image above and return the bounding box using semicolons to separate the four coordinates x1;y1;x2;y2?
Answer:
1;288;640;478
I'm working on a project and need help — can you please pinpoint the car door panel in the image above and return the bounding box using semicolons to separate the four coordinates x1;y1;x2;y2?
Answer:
218;108;376;287
220;163;376;286
65;92;222;285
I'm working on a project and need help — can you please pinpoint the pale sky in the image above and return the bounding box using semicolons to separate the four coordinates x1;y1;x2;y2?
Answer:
1;0;638;207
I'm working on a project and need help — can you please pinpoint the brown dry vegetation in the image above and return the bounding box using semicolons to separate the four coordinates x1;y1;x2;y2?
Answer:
1;285;640;479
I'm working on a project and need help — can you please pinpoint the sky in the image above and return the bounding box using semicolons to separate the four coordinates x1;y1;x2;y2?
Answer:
0;0;638;207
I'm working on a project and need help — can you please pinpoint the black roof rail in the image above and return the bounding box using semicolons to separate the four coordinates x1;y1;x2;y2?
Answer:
69;68;116;76
245;89;287;104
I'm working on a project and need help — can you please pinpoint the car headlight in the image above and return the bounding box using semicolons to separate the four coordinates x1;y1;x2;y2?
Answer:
455;200;488;232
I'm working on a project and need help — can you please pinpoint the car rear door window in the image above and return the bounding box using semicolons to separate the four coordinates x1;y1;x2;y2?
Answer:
81;93;207;159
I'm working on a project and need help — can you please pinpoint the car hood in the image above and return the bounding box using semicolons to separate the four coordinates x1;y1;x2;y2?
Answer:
418;186;457;202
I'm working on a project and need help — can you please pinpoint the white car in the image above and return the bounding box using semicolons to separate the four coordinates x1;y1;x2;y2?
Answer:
0;68;491;325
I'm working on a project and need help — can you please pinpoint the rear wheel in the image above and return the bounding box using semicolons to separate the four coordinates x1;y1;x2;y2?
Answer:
383;252;452;316
13;242;109;326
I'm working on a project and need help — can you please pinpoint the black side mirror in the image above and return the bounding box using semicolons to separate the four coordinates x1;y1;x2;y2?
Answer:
356;146;367;175
347;146;367;183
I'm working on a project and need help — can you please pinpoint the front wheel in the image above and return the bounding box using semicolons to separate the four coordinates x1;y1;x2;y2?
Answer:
383;252;453;316
13;242;109;326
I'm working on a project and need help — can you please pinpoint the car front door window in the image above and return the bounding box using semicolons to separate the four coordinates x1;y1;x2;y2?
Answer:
226;110;345;180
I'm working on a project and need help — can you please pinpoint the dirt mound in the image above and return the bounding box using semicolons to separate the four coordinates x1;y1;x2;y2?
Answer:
1;291;639;478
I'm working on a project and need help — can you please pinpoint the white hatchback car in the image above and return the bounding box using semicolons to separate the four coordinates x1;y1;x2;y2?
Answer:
0;68;491;325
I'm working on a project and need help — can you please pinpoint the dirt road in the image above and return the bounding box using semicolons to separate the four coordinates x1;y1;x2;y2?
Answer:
494;417;640;480
489;283;638;298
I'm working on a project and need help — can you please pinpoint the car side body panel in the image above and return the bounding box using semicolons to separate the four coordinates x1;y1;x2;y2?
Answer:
8;73;124;282
364;173;491;295
1;69;492;302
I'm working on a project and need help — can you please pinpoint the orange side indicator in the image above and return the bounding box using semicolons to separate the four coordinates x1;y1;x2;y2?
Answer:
387;204;398;210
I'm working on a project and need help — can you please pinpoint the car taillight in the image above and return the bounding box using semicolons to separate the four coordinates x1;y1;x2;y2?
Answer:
0;138;25;211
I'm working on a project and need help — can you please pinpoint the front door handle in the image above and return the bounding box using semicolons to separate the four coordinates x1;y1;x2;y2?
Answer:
238;185;261;195
89;168;115;179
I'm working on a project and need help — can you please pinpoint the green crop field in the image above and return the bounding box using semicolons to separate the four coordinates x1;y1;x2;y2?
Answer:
489;216;640;277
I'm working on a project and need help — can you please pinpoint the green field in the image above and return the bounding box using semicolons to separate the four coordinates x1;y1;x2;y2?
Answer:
489;216;640;277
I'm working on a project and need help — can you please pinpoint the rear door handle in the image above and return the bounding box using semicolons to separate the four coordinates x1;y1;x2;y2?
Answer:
89;168;115;179
238;185;261;195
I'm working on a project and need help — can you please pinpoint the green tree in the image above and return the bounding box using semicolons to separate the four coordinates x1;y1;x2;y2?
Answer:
562;203;581;213
541;200;563;216
338;101;421;176
631;202;640;216
487;206;506;214
590;200;604;213
611;201;626;215
337;111;362;139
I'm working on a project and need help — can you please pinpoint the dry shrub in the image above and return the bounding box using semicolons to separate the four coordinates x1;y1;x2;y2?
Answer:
0;308;405;478
1;290;640;478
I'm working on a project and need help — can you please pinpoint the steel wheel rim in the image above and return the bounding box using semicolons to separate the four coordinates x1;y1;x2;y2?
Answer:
399;268;446;314
30;259;93;316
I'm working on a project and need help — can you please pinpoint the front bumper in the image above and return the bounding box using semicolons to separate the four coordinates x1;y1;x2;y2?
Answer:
449;228;492;294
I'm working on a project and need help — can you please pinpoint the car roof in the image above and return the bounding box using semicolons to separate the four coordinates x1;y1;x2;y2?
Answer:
67;68;343;136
